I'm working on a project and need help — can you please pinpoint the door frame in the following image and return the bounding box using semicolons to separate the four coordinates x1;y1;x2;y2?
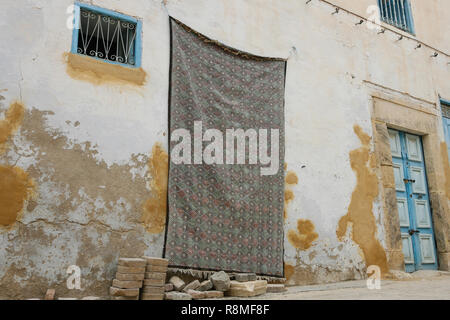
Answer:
388;129;439;271
368;91;450;272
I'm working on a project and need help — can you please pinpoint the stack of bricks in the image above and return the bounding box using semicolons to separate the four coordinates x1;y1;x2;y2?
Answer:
141;256;169;300
110;258;146;300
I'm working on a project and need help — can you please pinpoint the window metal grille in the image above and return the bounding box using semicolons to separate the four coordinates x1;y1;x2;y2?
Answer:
75;7;138;66
378;0;414;34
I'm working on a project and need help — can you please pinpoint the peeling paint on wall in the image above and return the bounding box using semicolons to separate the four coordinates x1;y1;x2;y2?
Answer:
285;171;298;185
0;102;35;228
288;219;319;250
64;53;147;86
336;125;388;273
285;190;294;203
142;143;169;233
284;168;298;221
0;101;25;154
0;165;35;227
284;263;295;280
1;105;155;298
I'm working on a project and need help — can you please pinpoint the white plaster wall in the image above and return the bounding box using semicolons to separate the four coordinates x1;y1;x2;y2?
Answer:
0;0;449;293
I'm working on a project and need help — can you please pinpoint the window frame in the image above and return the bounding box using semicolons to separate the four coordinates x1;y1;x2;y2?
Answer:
70;2;142;68
377;0;415;35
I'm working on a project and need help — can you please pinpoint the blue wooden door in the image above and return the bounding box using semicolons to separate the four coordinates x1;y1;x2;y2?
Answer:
388;129;438;272
443;116;450;159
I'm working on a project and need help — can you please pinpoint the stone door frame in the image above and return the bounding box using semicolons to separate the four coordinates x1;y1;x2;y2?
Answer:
368;89;450;271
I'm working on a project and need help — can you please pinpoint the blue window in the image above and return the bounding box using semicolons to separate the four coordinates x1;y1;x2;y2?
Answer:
71;2;142;67
378;0;415;34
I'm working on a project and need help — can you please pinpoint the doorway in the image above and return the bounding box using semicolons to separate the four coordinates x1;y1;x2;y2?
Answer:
388;129;438;272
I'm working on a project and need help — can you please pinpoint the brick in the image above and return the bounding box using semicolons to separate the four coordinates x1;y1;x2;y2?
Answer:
182;280;201;292
44;289;55;300
142;286;165;294
109;286;140;297
225;280;267;297
144;272;166;280
247;273;257;281
169;276;186;291
266;284;287;293
165;283;174;292
204;291;224;299
117;266;145;274
187;289;206;299
118;258;146;267
234;274;249;282
164;292;192;300
144;278;165;286
141;293;164;300
142;256;169;267
116;272;145;281
197;280;213;291
112;279;143;289
145;264;168;273
211;271;230;291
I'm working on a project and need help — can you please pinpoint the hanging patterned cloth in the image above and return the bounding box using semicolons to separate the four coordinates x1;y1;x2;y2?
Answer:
164;18;286;277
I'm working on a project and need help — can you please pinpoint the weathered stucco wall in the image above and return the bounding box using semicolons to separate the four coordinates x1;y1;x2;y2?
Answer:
0;0;449;298
329;0;450;54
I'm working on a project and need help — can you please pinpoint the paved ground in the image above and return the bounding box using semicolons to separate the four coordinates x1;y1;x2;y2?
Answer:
6;270;449;300
247;271;450;300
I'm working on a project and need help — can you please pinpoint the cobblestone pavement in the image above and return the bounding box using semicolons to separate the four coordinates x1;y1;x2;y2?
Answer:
249;271;450;300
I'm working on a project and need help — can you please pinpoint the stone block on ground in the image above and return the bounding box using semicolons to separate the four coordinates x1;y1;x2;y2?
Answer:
197;280;213;291
144;278;165;286
186;289;206;300
44;289;55;300
204;291;224;299
81;296;101;300
266;284;287;293
142;286;165;294
210;271;230;292
142;256;169;267
109;286;140;297
141;293;164;300
165;283;174;292
225;280;267;297
146;264;168;273
247;273;257;281
165;292;192;300
234;274;249;282
144;272;166;280
169;276;186;291
112;279;143;289
57;297;78;300
116;272;145;281
117;266;146;274
118;258;146;267
182;280;201;292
